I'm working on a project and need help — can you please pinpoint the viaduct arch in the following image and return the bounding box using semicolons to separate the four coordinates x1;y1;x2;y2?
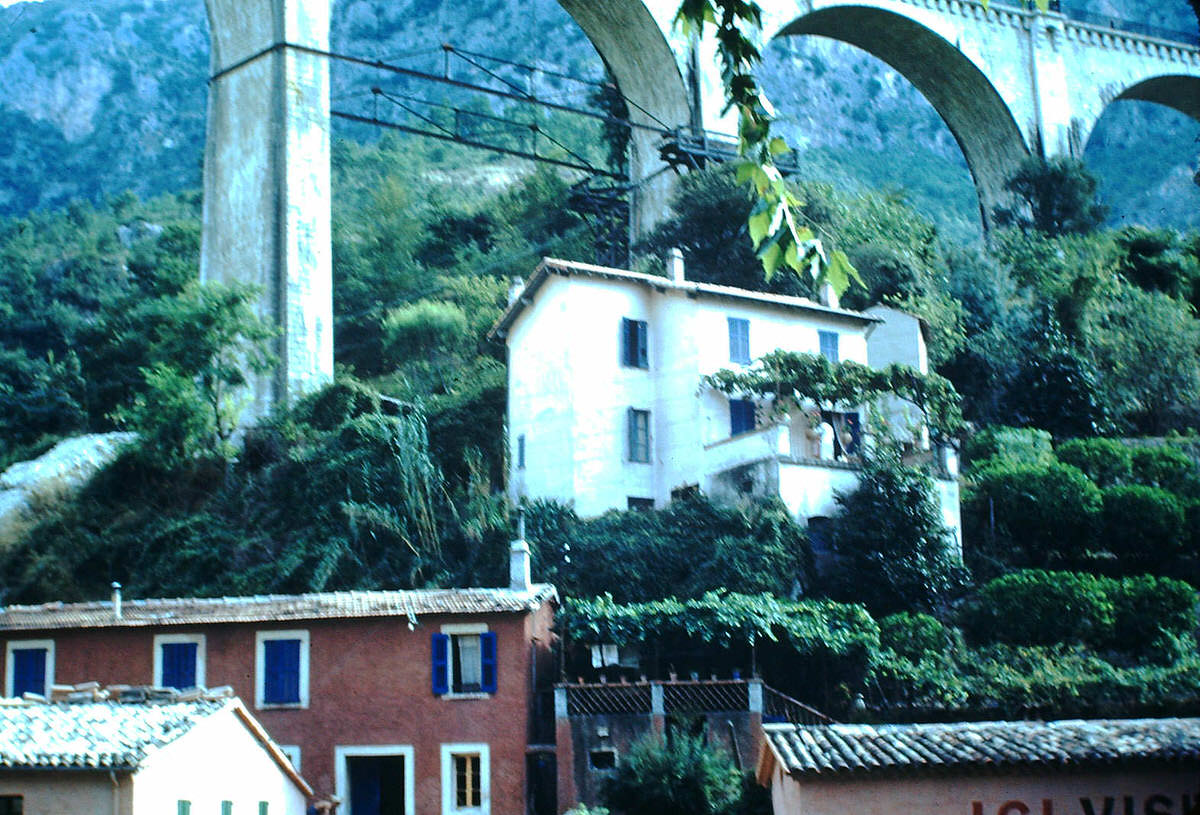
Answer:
200;0;1200;413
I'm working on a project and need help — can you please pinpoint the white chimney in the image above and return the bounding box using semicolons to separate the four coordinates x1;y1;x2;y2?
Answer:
111;582;122;620
668;248;685;283
507;276;526;305
819;282;839;310
509;510;531;592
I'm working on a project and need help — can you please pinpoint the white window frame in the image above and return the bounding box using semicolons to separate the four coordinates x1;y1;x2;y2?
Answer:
255;629;310;709
440;623;489;699
277;745;301;772
441;742;490;815
153;633;207;690
5;639;54;698
335;744;415;815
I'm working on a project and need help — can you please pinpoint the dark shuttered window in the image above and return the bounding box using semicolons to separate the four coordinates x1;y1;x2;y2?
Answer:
621;318;649;368
730;399;755;436
263;639;301;705
160;642;198;690
11;648;47;697
627;409;650;463
819;330;839;363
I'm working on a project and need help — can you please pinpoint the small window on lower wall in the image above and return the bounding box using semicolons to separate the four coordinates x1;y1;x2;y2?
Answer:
0;796;22;815
442;743;490;815
589;750;617;770
627;497;654;511
176;803;190;815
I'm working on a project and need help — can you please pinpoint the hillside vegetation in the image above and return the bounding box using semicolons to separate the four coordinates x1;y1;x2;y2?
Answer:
1;119;1199;718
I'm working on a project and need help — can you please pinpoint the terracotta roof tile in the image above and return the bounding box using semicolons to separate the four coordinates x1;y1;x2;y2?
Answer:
764;719;1200;778
0;585;557;631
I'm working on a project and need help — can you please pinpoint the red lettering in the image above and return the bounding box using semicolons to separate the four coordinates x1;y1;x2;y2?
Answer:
1043;801;1053;815
1145;794;1172;815
1000;802;1031;815
972;803;984;815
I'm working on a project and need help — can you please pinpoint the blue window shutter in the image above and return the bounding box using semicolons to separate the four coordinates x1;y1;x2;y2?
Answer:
636;320;648;368
620;318;633;366
263;639;301;704
432;633;450;695
161;642;197;690
730;399;755;435
177;802;191;815
819;330;839;363
480;632;498;693
12;648;46;697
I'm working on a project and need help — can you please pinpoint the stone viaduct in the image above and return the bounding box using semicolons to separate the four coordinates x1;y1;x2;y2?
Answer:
199;0;1200;413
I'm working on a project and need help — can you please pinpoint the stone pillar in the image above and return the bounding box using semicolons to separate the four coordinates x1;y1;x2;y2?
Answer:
554;687;578;812
650;682;666;734
202;0;333;420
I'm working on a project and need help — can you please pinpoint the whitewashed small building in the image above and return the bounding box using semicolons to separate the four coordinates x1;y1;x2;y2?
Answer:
0;697;311;815
488;255;961;543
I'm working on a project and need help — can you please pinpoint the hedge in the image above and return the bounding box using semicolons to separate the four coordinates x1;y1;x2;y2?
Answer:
1055;437;1132;487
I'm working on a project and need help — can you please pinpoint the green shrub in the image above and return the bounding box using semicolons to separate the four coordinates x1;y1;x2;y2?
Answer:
1100;486;1187;573
964;463;1101;570
878;613;955;663
964;426;1054;469
601;735;762;815
1055;438;1132;487
1109;575;1197;658
963;570;1115;647
1130;445;1199;496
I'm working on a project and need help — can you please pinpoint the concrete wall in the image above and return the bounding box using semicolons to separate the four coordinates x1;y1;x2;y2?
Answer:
133;705;307;814
0;771;132;815
0;602;555;814
768;764;1200;815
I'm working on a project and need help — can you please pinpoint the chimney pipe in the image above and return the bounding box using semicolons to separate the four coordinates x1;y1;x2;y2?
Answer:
510;509;531;592
819;282;839;310
507;276;526;305
668;248;685;283
111;582;122;620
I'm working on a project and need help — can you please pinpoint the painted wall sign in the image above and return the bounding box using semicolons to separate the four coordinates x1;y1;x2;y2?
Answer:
971;795;1200;815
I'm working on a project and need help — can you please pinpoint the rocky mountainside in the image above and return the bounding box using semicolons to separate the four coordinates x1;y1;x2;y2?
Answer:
0;0;1196;234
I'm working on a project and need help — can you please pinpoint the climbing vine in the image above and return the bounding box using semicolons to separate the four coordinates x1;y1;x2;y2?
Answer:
702;350;963;438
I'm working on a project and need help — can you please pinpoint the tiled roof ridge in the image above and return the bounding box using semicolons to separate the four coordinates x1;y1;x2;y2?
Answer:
0;584;558;630
763;718;1200;778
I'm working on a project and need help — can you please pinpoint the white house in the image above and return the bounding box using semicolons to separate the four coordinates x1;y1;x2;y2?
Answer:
488;254;960;544
0;695;311;815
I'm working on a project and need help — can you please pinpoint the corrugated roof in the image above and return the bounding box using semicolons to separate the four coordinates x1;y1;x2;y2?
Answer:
0;585;557;631
487;257;879;340
0;699;230;771
763;719;1200;778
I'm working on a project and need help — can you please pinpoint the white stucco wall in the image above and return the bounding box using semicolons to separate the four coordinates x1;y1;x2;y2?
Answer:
505;272;875;516
132;706;307;815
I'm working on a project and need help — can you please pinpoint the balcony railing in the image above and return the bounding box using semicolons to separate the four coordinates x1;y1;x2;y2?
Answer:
556;678;834;724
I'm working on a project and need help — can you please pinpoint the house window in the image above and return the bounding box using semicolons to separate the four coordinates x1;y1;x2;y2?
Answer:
222;802;233;815
621;318;648;368
0;797;22;815
278;745;302;771
441;743;490;815
516;434;526;469
259;804;269;815
589;750;617;770
255;630;309;708
336;745;414;815
627;497;654;512
627;408;650;463
818;330;839;363
5;639;53;698
432;627;497;696
730;399;755;436
728;317;750;364
154;633;205;691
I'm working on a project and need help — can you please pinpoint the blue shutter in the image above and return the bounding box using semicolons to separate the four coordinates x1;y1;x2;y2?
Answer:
431;633;450;695
730;399;755;435
636;320;648;368
12;648;46;697
728;318;750;363
819;330;839;363
479;632;498;693
263;639;300;704
161;642;197;690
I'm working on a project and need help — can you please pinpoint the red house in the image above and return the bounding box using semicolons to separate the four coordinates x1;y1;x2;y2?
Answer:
0;544;557;815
